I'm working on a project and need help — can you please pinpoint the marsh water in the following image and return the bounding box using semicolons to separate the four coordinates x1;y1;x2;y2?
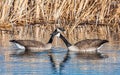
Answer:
0;26;120;75
0;42;120;75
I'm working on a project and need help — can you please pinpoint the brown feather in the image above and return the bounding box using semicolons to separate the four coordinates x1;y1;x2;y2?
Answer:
74;39;108;50
14;40;45;47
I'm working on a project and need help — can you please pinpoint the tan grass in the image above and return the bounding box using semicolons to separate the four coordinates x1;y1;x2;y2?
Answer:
1;0;120;46
0;0;119;31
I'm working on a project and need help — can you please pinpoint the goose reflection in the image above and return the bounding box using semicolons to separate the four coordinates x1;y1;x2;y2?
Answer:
9;49;34;57
48;49;71;74
59;50;70;70
48;50;57;73
76;52;108;60
48;48;109;75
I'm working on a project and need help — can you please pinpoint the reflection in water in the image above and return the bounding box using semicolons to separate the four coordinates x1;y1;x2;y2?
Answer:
10;51;36;58
47;48;109;74
76;52;108;60
1;25;120;75
1;42;120;75
48;50;57;73
47;48;71;74
59;50;71;73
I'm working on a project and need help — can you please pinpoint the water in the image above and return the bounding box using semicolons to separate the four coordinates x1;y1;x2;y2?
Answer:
0;43;120;75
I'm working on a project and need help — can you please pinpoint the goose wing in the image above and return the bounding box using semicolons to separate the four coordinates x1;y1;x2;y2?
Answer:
74;39;108;50
10;40;45;47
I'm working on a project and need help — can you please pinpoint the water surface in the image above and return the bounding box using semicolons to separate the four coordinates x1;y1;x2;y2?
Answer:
0;43;120;75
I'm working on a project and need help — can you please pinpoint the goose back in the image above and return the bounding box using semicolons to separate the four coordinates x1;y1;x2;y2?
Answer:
74;39;108;51
11;40;45;47
10;40;48;52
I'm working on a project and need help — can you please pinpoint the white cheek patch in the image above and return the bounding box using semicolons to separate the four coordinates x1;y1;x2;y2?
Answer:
57;29;62;33
56;33;60;37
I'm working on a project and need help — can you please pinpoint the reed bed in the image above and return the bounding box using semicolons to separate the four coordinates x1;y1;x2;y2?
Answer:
0;25;120;47
0;0;120;27
0;0;120;45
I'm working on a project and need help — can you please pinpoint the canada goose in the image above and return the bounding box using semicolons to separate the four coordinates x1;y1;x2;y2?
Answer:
9;28;65;54
57;33;109;53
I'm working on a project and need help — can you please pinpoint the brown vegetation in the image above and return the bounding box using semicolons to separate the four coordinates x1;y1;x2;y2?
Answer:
0;0;120;43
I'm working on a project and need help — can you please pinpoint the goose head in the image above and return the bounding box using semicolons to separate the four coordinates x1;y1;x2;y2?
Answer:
50;27;65;36
47;27;65;46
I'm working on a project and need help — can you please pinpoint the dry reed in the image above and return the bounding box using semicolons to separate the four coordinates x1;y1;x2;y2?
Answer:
0;0;119;27
0;0;120;42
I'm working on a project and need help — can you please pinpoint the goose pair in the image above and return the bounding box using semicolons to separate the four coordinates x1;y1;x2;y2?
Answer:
10;28;64;54
10;28;109;54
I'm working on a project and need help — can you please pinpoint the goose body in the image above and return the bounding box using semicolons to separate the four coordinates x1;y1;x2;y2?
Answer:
10;40;52;52
74;39;108;52
58;33;108;53
10;28;65;54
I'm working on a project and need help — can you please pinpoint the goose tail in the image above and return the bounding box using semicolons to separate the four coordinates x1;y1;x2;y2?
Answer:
102;40;109;43
103;40;109;43
10;40;25;50
9;40;17;43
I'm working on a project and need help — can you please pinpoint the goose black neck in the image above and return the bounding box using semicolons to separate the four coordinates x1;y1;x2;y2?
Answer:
47;35;54;43
60;34;72;47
